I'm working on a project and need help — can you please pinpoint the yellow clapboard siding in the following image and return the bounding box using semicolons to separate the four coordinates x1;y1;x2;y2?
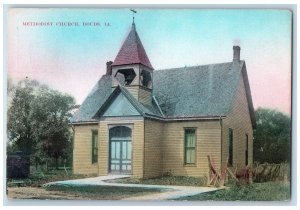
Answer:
222;72;253;169
73;124;99;175
138;88;152;106
144;120;164;178
162;120;221;177
125;86;139;100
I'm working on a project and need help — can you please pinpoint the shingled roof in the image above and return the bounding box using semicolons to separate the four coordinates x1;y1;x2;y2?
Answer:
71;75;112;122
71;60;255;127
154;61;244;118
71;76;163;123
112;23;154;69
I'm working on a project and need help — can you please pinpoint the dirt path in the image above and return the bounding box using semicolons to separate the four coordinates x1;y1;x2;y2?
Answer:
6;186;162;200
7;187;88;200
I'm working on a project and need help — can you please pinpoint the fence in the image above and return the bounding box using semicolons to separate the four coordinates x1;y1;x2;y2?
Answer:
252;163;290;182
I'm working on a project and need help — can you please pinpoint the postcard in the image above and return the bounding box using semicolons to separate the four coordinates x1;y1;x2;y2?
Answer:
5;6;293;204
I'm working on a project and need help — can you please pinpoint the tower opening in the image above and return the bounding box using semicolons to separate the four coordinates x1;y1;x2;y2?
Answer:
115;68;136;86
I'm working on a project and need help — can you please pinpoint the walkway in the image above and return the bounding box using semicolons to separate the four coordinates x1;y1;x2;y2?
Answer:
44;175;219;201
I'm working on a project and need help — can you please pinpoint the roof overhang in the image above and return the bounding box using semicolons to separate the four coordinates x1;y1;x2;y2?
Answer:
71;121;99;125
241;63;257;129
70;115;226;124
144;114;226;122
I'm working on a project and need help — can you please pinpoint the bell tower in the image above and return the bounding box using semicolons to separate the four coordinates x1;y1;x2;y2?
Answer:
111;20;154;106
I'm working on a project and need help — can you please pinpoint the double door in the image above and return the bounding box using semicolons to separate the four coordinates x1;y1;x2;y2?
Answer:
109;139;132;174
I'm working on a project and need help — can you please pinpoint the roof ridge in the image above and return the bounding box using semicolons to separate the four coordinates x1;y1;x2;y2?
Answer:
153;95;165;117
134;30;143;63
156;60;245;72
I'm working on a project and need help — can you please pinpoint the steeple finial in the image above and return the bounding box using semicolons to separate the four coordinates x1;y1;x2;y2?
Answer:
130;9;137;26
112;9;153;69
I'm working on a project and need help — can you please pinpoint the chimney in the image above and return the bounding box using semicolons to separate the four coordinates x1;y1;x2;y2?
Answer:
233;46;240;62
106;61;113;75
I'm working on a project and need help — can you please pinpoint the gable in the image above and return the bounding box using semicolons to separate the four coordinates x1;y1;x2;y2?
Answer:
102;92;141;117
229;73;252;123
219;64;255;128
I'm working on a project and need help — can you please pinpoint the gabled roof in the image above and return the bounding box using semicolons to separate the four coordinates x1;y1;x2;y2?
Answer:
153;61;255;127
71;79;162;123
71;60;255;127
101;89;141;117
92;85;163;119
71;75;112;122
153;61;244;118
112;23;154;69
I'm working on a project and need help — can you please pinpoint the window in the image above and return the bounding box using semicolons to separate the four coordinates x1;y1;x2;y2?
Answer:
92;130;98;164
245;134;249;166
140;69;152;88
184;129;196;164
228;128;233;166
115;68;136;85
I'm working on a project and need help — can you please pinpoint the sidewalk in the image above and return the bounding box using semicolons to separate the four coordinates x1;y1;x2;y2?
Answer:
44;175;219;201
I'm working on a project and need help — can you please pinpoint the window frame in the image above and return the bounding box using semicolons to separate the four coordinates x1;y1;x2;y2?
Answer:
184;128;197;165
91;129;98;164
140;69;152;88
245;134;249;166
228;128;233;166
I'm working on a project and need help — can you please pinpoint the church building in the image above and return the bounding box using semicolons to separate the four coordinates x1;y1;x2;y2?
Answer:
71;21;255;179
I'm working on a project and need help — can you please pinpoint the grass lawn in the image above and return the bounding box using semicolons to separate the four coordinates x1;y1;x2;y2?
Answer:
176;182;291;201
44;184;162;200
108;176;207;187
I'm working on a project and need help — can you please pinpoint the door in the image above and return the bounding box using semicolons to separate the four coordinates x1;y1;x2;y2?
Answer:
109;126;132;174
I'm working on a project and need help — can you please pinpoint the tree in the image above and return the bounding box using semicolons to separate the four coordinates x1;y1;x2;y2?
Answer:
7;79;41;154
7;79;75;169
32;89;75;168
253;108;291;164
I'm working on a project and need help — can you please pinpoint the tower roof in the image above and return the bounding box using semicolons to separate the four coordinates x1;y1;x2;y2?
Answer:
112;23;154;69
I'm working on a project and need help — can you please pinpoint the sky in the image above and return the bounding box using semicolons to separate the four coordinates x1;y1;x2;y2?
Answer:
6;8;292;115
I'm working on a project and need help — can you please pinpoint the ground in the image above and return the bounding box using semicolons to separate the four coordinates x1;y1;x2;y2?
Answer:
176;182;291;201
6;174;216;201
7;186;161;200
8;187;86;200
6;170;291;201
7;181;290;201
